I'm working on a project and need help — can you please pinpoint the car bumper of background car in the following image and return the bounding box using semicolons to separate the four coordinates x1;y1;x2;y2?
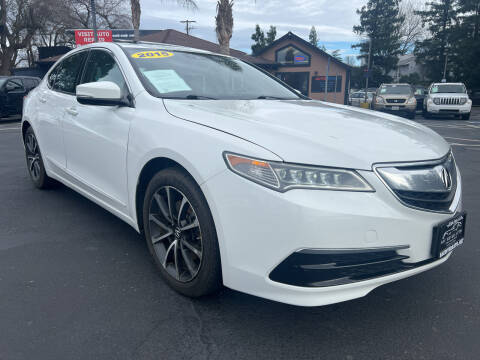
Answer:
427;102;472;114
374;104;416;114
201;167;462;306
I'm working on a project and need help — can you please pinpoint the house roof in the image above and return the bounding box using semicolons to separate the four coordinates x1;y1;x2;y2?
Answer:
254;31;351;69
140;29;274;65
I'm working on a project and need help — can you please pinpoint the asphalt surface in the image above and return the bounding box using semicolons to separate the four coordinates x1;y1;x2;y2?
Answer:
1;109;480;360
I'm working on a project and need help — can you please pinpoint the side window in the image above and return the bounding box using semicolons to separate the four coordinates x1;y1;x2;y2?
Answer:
49;52;87;94
81;50;127;94
6;79;25;92
23;79;36;90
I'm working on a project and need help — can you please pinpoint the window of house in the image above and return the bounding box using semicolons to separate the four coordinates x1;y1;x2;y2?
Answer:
311;75;342;93
276;46;310;66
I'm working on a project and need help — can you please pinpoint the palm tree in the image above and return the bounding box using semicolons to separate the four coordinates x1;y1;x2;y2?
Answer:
130;0;197;41
215;0;234;55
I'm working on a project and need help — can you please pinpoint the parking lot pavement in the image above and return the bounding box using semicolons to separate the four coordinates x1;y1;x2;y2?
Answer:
1;110;480;360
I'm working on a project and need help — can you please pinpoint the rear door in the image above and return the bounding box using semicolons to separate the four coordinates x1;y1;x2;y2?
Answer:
4;78;25;115
36;51;87;170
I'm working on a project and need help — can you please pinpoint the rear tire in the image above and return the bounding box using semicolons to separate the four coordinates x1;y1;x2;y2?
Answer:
407;112;415;120
24;127;58;189
422;109;431;119
461;112;471;120
142;168;222;297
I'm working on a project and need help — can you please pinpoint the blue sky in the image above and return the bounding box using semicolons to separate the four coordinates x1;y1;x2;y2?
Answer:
140;0;366;61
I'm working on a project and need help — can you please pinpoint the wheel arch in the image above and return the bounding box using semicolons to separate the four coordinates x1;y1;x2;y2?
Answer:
135;156;207;234
21;120;32;141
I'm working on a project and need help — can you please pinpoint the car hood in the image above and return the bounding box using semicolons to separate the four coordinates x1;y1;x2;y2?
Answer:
163;99;450;170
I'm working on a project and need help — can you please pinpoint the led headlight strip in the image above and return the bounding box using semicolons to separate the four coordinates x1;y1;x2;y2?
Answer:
224;152;374;192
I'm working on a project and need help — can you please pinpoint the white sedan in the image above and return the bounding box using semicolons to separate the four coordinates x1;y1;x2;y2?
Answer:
21;42;466;306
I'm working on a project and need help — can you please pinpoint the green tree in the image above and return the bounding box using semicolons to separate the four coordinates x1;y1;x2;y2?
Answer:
331;49;342;60
352;0;404;83
251;24;266;55
309;26;318;47
414;0;457;82
448;0;480;88
266;25;277;45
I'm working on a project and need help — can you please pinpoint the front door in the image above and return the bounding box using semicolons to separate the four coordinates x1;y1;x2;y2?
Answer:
276;72;309;97
63;49;133;213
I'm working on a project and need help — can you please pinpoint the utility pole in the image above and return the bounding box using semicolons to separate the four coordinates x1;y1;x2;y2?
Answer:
442;53;448;82
90;0;98;42
180;20;196;35
364;37;372;103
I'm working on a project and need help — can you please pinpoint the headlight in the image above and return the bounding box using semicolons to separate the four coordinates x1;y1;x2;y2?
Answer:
376;96;384;104
433;98;440;105
459;98;467;105
407;97;416;104
223;153;374;192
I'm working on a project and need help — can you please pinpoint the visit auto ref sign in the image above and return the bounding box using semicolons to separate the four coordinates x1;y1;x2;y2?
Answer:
75;30;113;46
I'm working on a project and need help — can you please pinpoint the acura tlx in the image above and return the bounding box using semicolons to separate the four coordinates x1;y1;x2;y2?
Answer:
21;42;466;306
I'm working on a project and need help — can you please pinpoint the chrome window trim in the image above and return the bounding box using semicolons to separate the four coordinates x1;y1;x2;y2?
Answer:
373;151;461;214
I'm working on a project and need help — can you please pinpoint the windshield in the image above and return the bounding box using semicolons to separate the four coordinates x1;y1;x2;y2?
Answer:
378;85;412;95
125;48;301;100
431;84;466;94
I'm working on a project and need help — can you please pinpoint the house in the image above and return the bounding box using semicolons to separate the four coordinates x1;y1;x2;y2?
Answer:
254;32;351;104
390;54;425;82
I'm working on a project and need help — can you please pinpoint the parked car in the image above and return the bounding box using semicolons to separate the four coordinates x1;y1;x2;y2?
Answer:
413;86;427;111
423;82;472;120
373;83;416;119
0;76;41;119
349;91;375;108
468;89;480;106
22;42;465;306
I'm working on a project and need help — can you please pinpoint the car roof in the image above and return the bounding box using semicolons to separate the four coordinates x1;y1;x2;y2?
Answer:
380;83;411;86
77;41;222;57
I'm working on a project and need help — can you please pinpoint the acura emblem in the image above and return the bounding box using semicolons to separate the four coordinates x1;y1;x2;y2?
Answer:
440;167;452;190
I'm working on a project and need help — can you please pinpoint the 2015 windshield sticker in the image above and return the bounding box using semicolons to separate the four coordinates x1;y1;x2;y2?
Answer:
131;51;173;59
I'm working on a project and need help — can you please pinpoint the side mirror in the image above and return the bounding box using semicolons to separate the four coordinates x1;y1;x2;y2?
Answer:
76;81;130;107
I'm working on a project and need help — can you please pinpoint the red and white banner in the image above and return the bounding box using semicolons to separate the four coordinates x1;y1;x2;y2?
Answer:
74;30;113;46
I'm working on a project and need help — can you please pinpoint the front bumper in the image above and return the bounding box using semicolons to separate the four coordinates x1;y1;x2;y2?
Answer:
201;167;462;306
426;102;472;114
374;103;416;115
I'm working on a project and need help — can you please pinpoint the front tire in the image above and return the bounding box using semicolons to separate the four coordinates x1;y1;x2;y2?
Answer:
461;112;471;120
24;127;57;189
143;168;222;297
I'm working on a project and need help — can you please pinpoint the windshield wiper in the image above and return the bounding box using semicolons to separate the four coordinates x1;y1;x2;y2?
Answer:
257;95;294;100
162;95;218;100
186;95;218;100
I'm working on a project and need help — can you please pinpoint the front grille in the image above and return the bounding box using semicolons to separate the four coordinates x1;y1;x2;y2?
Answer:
386;98;406;104
437;97;460;105
439;109;459;113
376;153;457;212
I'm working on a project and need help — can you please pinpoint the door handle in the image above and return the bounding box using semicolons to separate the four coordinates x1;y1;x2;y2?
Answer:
66;107;78;116
39;97;47;103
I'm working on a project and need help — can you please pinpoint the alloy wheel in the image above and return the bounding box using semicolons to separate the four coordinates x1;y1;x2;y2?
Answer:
25;132;41;182
148;186;203;282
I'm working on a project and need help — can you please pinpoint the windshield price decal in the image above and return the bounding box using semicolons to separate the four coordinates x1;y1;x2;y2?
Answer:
131;51;174;59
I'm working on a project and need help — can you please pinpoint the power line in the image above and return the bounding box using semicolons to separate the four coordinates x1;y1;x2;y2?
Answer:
180;20;196;35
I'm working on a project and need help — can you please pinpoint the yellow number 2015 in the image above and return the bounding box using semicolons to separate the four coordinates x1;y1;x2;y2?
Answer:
131;51;174;59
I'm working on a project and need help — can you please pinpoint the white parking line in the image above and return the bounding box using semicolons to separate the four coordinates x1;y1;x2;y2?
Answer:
0;127;20;131
444;136;480;142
